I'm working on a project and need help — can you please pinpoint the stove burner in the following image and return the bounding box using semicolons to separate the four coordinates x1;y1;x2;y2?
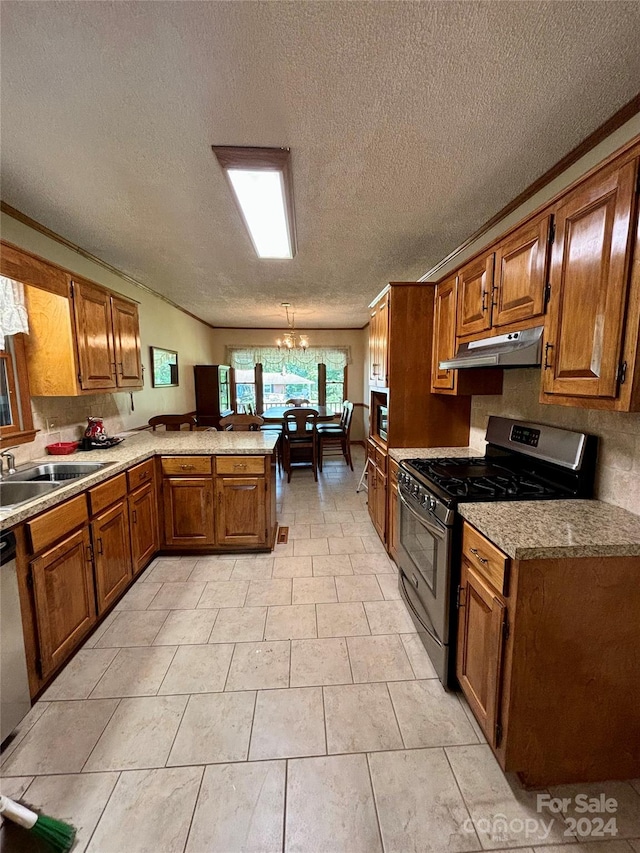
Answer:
402;456;565;501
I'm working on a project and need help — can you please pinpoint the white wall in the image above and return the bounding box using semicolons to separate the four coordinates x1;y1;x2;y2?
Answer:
2;211;217;464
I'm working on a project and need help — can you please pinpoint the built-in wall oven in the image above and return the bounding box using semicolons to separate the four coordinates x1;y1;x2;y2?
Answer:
397;416;598;688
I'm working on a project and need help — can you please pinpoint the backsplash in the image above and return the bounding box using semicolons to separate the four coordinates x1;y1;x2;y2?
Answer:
8;394;132;467
470;369;640;515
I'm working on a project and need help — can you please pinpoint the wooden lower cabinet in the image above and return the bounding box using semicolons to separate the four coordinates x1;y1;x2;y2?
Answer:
456;560;507;745
30;527;96;679
367;459;387;542
215;476;267;547
387;460;399;562
92;500;132;614
457;521;640;785
129;481;159;574
163;477;215;546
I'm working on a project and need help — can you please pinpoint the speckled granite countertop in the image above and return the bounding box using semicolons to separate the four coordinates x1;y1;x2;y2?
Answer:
458;500;640;560
0;431;278;529
388;446;483;462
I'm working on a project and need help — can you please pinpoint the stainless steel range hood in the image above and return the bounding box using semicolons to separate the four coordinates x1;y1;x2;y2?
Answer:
439;325;544;370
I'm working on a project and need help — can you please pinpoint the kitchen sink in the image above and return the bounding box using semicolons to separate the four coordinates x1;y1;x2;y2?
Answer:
1;461;114;510
4;462;112;482
0;480;62;508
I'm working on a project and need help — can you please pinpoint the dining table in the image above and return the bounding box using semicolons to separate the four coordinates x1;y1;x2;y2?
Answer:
260;405;337;424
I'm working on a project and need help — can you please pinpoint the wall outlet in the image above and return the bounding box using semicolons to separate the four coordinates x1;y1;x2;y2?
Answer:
48;418;58;430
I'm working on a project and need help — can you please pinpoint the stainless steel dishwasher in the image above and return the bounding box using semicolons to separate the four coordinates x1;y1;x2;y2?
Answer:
1;530;31;744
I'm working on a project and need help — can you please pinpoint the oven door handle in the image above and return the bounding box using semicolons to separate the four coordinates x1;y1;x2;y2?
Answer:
399;492;447;539
400;572;444;648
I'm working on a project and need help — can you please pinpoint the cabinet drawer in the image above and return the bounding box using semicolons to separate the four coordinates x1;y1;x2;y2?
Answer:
462;522;509;595
127;458;155;491
389;458;399;484
89;473;127;516
367;438;376;460
216;456;266;475
161;456;212;476
27;494;89;555
375;446;387;473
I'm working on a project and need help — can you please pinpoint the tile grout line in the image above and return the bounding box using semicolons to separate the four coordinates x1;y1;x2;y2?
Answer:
246;688;259;761
182;764;207;853
384;680;407;750
221;642;237;692
163;693;191;768
78;697;123;774
83;769;122;852
442;745;483;850
320;686;329;756
281;758;289;853
365;751;386;853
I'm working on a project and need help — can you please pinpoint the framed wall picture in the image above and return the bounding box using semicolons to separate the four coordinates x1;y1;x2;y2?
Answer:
151;347;179;387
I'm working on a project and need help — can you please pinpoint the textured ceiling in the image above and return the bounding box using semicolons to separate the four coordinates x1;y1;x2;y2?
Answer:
2;1;640;328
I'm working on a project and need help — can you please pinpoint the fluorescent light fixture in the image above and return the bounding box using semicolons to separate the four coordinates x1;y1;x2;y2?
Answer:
212;146;297;259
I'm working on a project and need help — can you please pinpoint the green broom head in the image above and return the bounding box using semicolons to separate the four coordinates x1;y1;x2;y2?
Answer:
30;812;76;853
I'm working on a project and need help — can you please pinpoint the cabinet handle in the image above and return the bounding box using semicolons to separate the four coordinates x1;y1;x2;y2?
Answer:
97;537;104;555
470;547;488;565
232;463;247;470
543;342;554;370
456;584;466;608
110;361;117;376
139;470;149;480
180;464;195;470
481;290;488;312
132;509;138;524
372;363;379;376
86;544;94;563
117;361;123;375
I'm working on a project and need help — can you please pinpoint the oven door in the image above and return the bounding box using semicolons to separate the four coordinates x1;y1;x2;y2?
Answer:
398;490;452;643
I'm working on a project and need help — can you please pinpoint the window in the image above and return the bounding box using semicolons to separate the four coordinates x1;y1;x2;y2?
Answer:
0;334;36;446
229;347;349;415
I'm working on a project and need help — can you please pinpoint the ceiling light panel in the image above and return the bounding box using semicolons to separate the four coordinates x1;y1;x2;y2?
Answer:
212;146;297;260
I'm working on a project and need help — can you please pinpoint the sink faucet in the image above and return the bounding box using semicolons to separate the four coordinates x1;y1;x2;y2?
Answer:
1;448;18;477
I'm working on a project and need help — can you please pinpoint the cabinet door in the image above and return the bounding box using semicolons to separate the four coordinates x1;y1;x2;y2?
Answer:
163;477;215;546
387;480;399;562
72;279;117;390
92;501;133;615
431;275;457;391
31;527;96;678
456;561;507;746
456;254;494;337
493;215;551;327
372;469;387;542
376;294;389;386
542;159;637;399
216;476;267;547
367;459;377;527
369;306;379;383
129;481;159;575
112;296;143;388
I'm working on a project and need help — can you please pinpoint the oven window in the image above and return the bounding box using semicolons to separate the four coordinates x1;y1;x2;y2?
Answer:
400;501;437;594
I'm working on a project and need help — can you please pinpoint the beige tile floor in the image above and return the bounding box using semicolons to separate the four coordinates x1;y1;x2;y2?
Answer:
2;449;640;852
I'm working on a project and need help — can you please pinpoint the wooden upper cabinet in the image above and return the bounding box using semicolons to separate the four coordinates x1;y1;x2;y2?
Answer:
456;253;494;337
493;215;551;328
112;296;143;388
369;292;389;387
456;560;507;746
542;158;638;399
72;279;117;390
431;275;457;391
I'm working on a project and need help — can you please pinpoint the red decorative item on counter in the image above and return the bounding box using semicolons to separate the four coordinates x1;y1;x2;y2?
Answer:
84;417;106;440
45;441;79;455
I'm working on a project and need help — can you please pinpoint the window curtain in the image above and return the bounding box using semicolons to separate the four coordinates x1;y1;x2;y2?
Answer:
0;276;29;350
226;346;351;372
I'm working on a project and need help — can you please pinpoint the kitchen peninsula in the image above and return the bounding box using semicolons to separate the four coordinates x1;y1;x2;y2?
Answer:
1;430;279;698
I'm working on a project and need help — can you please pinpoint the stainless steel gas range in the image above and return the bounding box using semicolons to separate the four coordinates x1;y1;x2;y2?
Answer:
397;416;598;687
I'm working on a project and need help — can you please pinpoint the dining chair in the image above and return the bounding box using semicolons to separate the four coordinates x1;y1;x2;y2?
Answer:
148;414;197;431
315;400;354;471
282;408;318;482
285;398;310;407
219;414;265;431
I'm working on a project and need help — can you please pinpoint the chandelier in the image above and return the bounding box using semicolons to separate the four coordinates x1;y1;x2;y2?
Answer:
276;303;309;351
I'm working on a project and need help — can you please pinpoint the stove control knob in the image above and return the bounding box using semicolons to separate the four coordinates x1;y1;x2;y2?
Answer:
429;497;436;512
